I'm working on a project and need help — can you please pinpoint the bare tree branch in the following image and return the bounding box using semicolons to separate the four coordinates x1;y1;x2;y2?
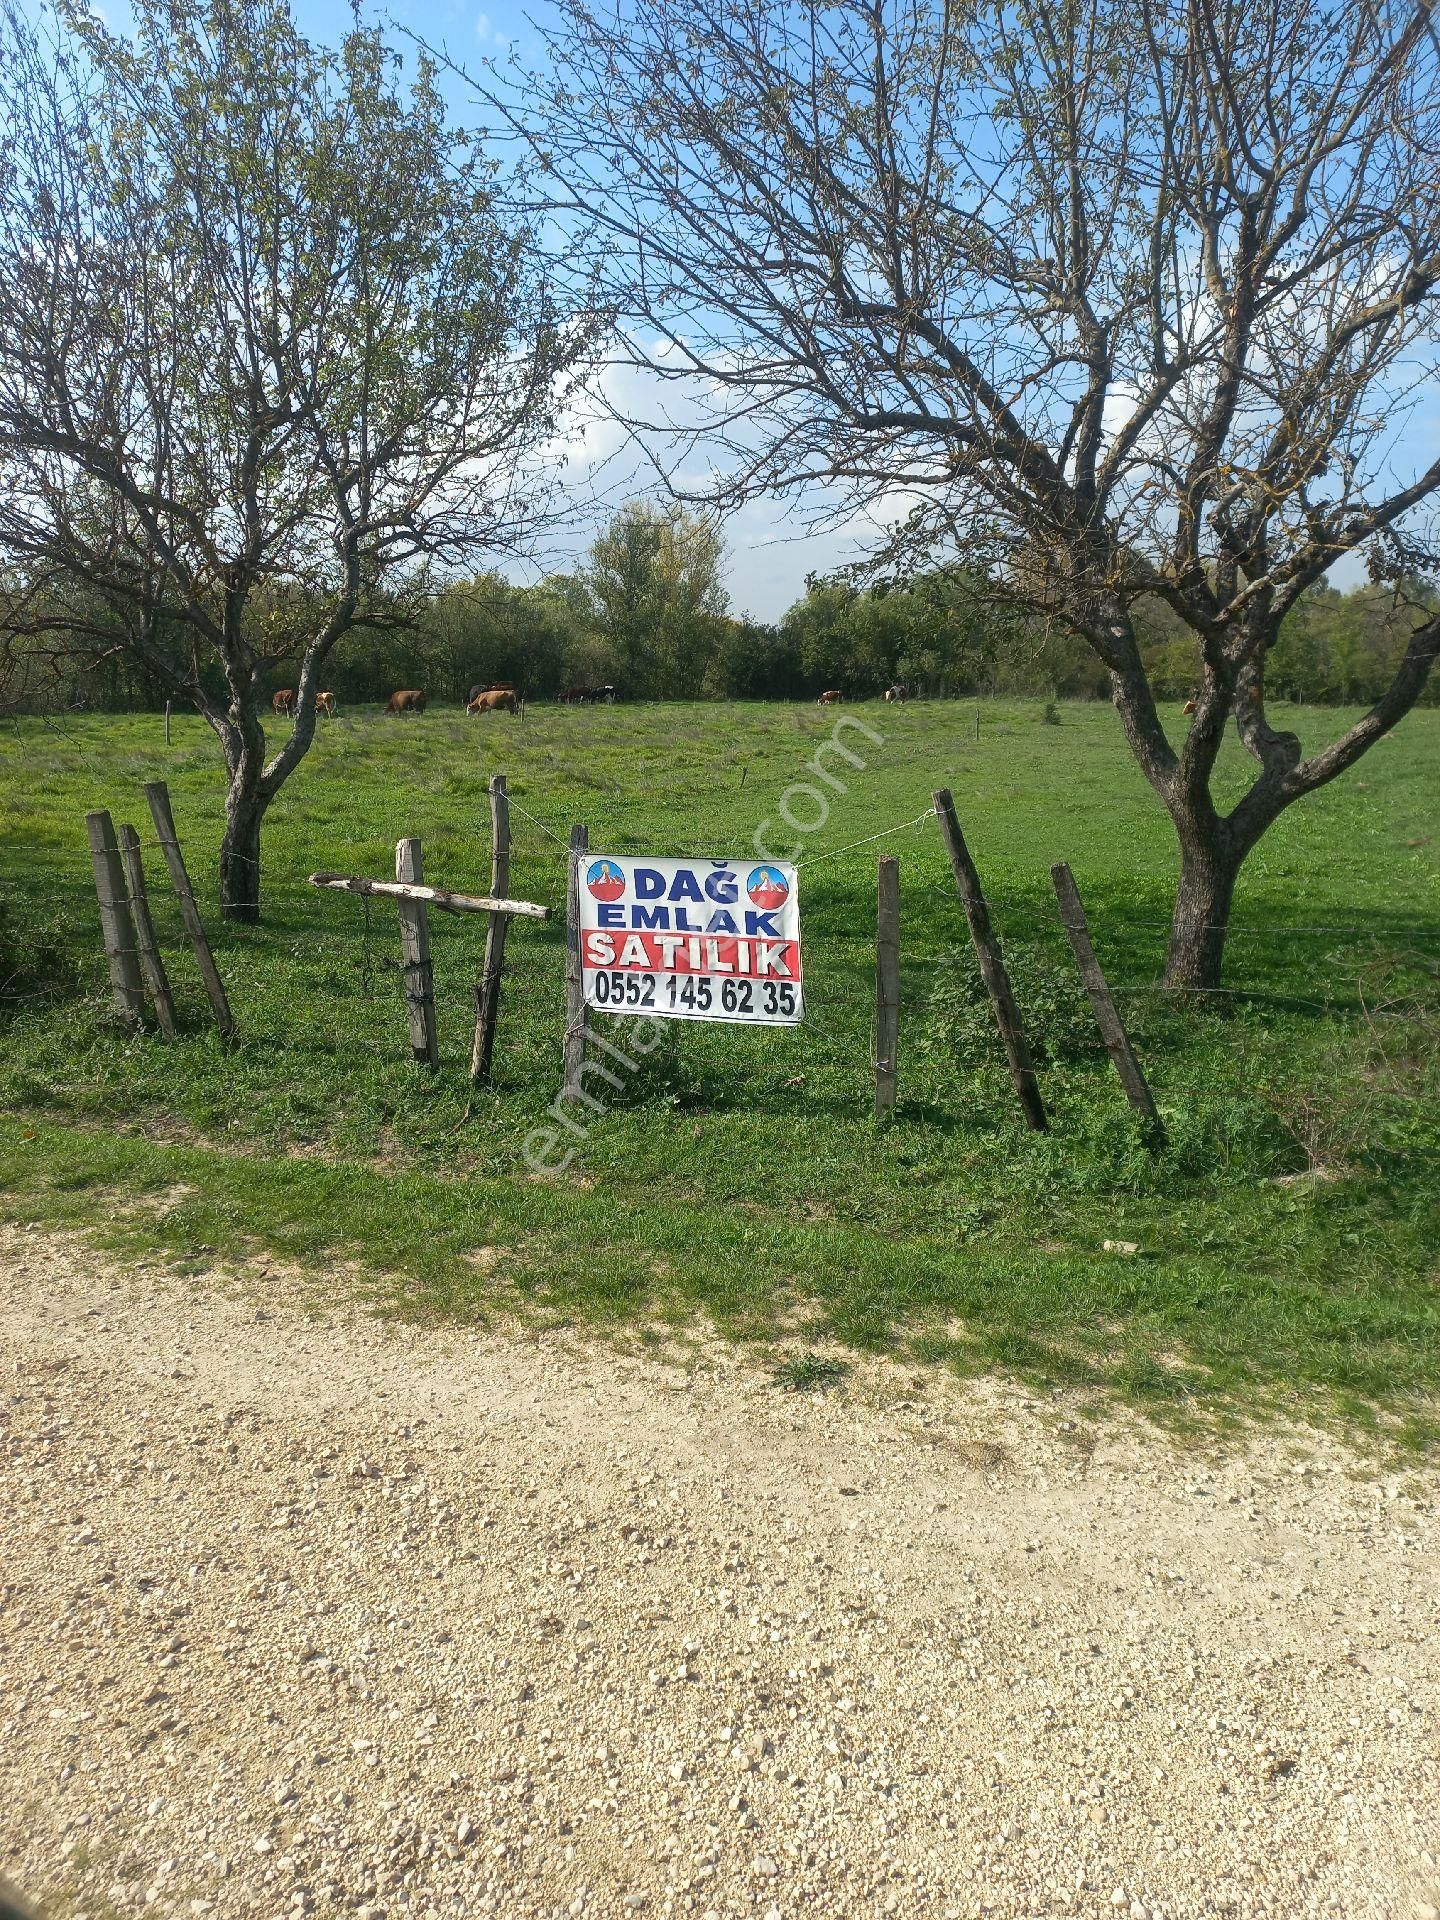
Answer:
465;0;1440;984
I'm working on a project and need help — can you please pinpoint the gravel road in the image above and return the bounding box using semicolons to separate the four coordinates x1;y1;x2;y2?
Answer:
2;1221;1437;1920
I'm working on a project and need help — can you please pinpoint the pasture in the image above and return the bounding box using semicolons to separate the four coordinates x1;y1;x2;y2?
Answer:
2;697;1437;1442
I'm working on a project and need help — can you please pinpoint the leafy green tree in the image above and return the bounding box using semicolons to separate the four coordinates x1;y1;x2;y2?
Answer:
778;569;1013;695
700;618;797;699
1269;582;1439;706
587;502;728;696
0;0;587;918
780;583;860;693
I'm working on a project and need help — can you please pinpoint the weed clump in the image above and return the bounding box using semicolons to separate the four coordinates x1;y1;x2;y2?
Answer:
923;949;1098;1068
0;892;83;1023
771;1353;851;1393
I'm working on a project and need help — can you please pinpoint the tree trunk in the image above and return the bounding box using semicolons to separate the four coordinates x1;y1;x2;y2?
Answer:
1164;831;1241;991
220;766;267;922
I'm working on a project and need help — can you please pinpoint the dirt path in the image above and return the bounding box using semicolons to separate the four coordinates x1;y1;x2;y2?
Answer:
1;1222;1437;1920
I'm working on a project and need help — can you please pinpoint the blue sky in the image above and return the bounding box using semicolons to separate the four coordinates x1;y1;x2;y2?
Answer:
257;0;989;616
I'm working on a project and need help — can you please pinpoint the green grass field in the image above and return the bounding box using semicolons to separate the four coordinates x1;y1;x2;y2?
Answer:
2;698;1437;1442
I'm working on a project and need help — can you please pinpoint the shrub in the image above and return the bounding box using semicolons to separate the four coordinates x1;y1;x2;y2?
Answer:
922;948;1098;1067
0;892;81;1022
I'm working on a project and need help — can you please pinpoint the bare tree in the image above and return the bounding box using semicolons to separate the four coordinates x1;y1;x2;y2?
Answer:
0;0;589;918
494;0;1440;985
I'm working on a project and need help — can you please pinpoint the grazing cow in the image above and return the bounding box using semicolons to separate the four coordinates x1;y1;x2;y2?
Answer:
272;688;293;718
1182;697;1198;715
817;688;843;705
316;691;336;718
385;689;427;715
884;684;908;703
466;683;515;707
467;689;518;715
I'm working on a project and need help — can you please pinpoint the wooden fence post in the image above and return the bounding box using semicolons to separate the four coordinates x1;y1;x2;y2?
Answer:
931;788;1048;1132
874;854;900;1116
85;810;146;1027
164;700;172;746
1051;862;1165;1145
470;773;511;1084
395;837;440;1070
143;781;235;1039
118;824;179;1039
563;823;589;1099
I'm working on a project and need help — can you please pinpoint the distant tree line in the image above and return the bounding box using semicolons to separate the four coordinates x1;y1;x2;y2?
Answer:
1135;580;1440;709
8;504;1435;713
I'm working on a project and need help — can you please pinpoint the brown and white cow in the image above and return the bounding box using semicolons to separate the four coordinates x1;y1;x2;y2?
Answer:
816;688;843;705
316;691;336;718
467;689;518;715
884;684;908;703
1182;698;1198;716
385;689;427;715
272;688;294;718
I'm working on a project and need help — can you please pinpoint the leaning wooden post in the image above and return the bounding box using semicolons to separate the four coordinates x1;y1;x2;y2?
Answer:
118;825;179;1039
85;810;146;1027
143;781;235;1039
1051;862;1165;1146
931;788;1048;1132
874;854;900;1116
395;837;440;1071
563;822;589;1100
164;700;172;746
470;774;512;1084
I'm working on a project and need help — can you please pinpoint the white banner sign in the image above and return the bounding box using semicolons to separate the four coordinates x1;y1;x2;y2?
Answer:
578;855;803;1025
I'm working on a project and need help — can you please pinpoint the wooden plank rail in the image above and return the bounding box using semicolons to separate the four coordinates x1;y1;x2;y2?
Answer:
308;873;550;920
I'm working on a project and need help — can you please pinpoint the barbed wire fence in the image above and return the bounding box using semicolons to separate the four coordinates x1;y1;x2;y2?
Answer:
7;706;1438;1127
265;797;1440;1121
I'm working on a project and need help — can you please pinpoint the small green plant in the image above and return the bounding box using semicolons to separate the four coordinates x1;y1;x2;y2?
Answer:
923;949;1098;1067
601;1018;689;1106
771;1352;851;1393
0;891;82;1022
1041;700;1062;725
